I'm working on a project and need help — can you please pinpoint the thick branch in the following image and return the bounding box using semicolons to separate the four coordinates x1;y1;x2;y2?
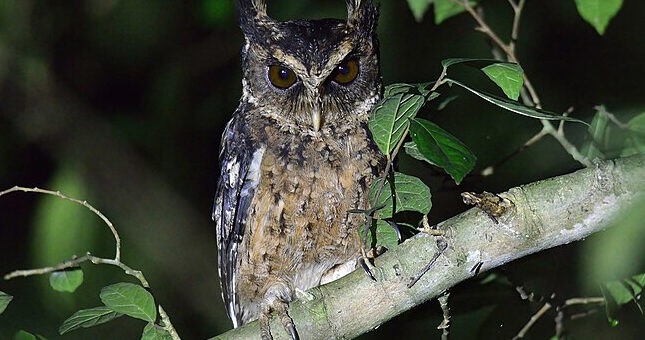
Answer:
212;155;645;339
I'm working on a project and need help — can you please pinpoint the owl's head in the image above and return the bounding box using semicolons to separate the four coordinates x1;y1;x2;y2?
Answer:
237;0;382;132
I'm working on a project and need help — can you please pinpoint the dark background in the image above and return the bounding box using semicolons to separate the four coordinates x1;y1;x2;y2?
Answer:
0;0;643;339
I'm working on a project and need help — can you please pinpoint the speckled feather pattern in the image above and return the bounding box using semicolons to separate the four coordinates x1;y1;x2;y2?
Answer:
213;0;384;328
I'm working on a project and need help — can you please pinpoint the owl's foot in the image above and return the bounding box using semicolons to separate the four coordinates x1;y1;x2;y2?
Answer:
359;246;387;280
259;298;299;340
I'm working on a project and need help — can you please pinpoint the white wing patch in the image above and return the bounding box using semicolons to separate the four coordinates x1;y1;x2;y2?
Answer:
228;146;264;328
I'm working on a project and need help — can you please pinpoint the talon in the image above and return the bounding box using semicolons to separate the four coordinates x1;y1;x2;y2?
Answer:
359;257;376;281
275;300;299;340
260;309;273;340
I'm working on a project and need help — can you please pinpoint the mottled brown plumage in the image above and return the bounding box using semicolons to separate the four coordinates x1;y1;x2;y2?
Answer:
213;1;384;338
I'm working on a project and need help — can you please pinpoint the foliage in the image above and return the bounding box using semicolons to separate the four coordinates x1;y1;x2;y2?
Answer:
0;0;643;339
49;268;84;293
0;291;12;315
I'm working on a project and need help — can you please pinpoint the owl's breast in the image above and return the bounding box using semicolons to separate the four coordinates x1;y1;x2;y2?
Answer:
236;119;384;303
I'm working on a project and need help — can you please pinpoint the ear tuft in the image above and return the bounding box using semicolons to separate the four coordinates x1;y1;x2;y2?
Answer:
237;0;275;39
346;0;379;33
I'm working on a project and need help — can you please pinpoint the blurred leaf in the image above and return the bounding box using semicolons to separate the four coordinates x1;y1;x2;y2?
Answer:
479;273;513;286
0;291;12;315
604;273;644;310
49;268;84;293
574;0;623;35
59;306;123;335
604;281;635;306
100;283;156;322
482;63;524;100
446;79;588;124
434;0;477;24
409;118;476;184
372;220;401;249
627;112;645;136
406;0;433;22
369;88;428;156
142;323;172;340
602;272;645;323
32;163;100;267
582;107;611;160
437;95;459;110
369;172;431;219
14;331;46;340
199;0;234;27
620;136;645;157
581;196;645;294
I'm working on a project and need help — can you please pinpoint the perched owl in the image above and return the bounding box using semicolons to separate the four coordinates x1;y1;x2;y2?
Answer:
212;0;384;338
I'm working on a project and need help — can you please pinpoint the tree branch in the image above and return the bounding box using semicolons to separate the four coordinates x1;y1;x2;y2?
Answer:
211;155;645;339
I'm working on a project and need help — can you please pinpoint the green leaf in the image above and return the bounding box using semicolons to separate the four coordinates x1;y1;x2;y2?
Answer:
59;306;123;335
582;107;610;160
603;273;645;313
49;268;84;293
372;220;400;249
574;0;623;35
604;281;635;305
627;112;645;136
0;291;12;315
406;0;433;22
446;79;589;124
14;331;47;340
383;82;434;97
100;283;156;322
369;86;432;156
409;118;476;184
369;172;431;219
141;323;173;340
434;0;477;24
404;141;426;161
482;63;524;100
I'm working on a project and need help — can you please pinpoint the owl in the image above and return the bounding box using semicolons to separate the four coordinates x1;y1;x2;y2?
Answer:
212;0;384;339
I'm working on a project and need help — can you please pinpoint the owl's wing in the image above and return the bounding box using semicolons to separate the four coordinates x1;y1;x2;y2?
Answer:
212;111;264;327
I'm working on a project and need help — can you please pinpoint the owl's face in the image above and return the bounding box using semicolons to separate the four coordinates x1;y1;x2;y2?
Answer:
238;0;382;133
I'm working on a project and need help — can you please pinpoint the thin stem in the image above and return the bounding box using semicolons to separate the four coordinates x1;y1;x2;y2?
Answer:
454;0;591;167
596;105;629;129
438;291;451;340
509;0;526;52
363;70;449;249
513;295;605;339
0;186;121;261
563;297;605;306
1;186;181;340
513;302;552;339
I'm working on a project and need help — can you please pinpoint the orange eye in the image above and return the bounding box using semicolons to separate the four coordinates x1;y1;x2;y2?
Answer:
268;65;297;89
332;60;359;85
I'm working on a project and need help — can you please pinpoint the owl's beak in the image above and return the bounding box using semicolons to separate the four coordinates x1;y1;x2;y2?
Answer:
311;111;322;132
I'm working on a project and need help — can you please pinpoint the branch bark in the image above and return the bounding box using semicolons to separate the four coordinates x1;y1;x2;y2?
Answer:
211;155;645;339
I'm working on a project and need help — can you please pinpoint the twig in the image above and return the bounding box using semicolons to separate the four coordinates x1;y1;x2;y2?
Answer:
563;297;605;307
513;302;552;340
362;69;450;267
437;291;451;340
0;186;121;261
452;0;592;168
596;105;629;129
513;296;606;339
509;0;526;51
1;186;181;340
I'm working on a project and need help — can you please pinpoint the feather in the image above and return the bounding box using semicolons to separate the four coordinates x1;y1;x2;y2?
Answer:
213;107;264;327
